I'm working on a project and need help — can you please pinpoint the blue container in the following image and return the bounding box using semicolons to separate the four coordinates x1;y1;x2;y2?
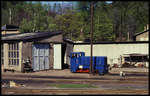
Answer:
80;56;95;69
95;56;108;74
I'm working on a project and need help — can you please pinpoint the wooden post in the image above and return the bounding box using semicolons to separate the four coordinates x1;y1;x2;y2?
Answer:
90;1;94;75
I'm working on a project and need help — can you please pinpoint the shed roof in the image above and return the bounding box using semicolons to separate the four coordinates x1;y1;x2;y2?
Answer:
1;24;19;31
2;31;62;41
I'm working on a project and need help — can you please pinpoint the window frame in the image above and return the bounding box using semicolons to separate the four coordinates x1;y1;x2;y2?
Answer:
8;42;19;66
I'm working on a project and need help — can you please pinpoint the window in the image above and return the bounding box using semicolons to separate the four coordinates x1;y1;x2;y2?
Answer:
1;44;3;65
124;56;148;62
8;43;19;66
124;57;130;62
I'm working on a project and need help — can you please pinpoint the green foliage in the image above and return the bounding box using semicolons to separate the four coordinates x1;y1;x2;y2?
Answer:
19;19;33;32
94;1;114;41
1;9;9;25
112;1;149;41
55;11;86;40
1;1;149;42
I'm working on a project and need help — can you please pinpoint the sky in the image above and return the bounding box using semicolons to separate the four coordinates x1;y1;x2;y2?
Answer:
40;1;112;5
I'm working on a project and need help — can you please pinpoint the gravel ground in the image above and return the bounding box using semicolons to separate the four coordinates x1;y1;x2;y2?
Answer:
2;67;149;76
110;68;149;73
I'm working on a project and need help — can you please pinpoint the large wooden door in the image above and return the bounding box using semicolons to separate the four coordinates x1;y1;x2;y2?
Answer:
32;44;49;71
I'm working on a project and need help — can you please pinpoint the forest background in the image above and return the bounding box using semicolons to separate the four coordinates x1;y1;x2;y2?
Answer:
1;1;149;42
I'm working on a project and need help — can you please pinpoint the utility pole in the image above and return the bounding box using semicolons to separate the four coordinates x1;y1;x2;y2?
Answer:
90;1;94;75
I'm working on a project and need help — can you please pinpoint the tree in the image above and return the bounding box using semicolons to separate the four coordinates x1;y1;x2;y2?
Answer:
94;1;114;41
55;11;85;40
112;1;149;41
1;1;148;42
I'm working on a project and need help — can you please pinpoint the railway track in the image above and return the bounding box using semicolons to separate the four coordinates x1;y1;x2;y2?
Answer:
2;76;148;85
2;88;148;95
2;71;148;95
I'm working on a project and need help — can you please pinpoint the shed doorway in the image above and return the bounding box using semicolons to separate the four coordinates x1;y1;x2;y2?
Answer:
32;44;50;71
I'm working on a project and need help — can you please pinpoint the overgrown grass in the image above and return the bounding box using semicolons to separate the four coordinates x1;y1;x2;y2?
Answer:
51;83;97;88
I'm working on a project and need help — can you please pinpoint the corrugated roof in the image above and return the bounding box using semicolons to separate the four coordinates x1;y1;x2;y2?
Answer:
2;31;62;41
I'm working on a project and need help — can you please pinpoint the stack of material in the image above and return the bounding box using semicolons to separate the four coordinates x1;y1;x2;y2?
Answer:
23;59;33;72
9;81;26;88
9;81;16;87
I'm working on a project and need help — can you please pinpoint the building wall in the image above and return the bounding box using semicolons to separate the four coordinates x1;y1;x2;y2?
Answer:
2;34;63;72
33;34;63;70
22;42;54;71
49;43;54;69
136;31;149;41
22;41;33;70
64;43;74;65
53;44;62;69
73;43;149;65
2;30;20;35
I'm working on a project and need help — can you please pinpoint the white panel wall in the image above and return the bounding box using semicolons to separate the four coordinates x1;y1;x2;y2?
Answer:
73;43;149;65
54;44;62;69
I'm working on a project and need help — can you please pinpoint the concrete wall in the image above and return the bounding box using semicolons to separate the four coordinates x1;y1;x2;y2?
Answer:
64;43;74;65
73;43;149;65
136;31;149;41
2;30;20;35
22;42;33;68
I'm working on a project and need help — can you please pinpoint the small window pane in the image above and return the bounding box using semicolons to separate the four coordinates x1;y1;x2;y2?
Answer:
17;59;19;65
10;59;12;65
14;59;16;65
12;43;15;50
14;52;16;58
9;52;10;58
9;44;10;50
9;59;10;65
11;52;13;58
17;52;19;58
12;59;13;65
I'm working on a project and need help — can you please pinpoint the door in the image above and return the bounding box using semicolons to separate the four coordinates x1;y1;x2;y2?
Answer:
32;44;49;71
